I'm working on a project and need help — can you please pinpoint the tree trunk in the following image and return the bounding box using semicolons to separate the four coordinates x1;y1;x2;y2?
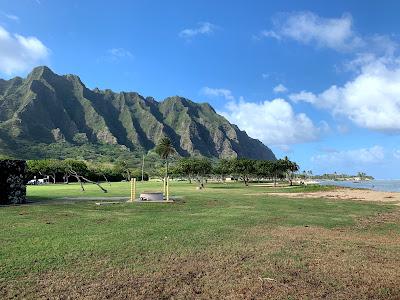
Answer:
79;175;107;193
73;175;85;191
103;174;111;186
63;174;70;184
69;170;107;193
165;159;169;180
52;172;56;184
45;174;55;184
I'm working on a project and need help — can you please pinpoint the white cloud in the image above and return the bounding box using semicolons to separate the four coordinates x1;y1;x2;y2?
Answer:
273;84;288;93
261;73;269;79
393;150;400;159
261;11;363;52
312;146;385;166
290;56;400;131
0;26;49;75
107;48;133;61
260;30;281;40
221;98;320;146
2;13;19;22
289;90;317;103
201;87;234;100
179;22;216;39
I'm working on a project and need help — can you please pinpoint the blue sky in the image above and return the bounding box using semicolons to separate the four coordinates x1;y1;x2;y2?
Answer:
1;0;400;178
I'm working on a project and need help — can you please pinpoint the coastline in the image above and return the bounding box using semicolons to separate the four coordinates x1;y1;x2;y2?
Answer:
317;179;400;193
269;187;400;204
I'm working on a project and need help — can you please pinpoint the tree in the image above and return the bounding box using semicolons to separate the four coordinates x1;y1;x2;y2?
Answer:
255;160;274;182
88;163;114;185
193;158;212;188
213;159;231;182
115;160;131;180
155;137;176;179
271;160;286;187
27;159;63;184
357;172;366;180
64;159;108;193
282;156;299;186
176;157;212;188
176;158;195;183
230;158;255;186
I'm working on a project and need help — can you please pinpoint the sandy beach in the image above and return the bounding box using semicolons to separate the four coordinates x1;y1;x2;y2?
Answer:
266;188;400;204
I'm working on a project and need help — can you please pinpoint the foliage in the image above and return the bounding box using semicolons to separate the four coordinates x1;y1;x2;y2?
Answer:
155;137;176;179
229;158;256;186
213;159;231;181
24;155;300;188
176;157;212;187
281;156;300;186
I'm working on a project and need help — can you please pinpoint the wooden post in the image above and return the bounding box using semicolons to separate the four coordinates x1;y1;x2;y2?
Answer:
134;178;136;201
130;178;136;202
141;154;145;182
166;176;169;201
163;177;166;198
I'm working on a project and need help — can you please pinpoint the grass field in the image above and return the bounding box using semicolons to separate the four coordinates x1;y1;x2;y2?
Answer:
1;181;400;299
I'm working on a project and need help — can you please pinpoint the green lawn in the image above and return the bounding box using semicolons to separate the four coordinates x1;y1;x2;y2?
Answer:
1;181;399;299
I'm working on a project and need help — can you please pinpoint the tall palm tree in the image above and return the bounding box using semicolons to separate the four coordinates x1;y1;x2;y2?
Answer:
155;137;176;179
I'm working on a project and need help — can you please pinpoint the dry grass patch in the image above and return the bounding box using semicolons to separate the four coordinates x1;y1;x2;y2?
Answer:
2;221;400;300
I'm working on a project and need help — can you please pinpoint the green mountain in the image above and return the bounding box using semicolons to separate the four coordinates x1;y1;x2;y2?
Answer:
0;66;275;161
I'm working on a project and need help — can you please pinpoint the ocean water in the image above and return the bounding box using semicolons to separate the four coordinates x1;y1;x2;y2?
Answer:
318;180;400;192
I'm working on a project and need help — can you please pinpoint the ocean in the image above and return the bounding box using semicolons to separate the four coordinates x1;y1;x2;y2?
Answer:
318;180;400;192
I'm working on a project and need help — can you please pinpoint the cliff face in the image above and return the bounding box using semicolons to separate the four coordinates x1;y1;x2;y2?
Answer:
0;66;276;160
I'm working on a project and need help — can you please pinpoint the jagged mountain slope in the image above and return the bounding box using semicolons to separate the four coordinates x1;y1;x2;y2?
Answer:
0;66;275;160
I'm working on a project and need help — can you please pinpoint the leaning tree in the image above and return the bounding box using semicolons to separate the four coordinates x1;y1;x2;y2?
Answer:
282;156;300;186
63;159;108;193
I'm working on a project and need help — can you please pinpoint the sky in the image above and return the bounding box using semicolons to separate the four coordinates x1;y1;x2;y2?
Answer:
1;0;400;179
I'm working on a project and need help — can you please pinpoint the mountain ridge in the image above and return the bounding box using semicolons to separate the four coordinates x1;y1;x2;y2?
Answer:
0;66;276;161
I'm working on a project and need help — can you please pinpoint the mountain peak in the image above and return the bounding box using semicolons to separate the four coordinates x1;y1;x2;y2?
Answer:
28;65;56;81
0;66;276;161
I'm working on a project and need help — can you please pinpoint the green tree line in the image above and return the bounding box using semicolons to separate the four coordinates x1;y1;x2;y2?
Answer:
173;156;299;187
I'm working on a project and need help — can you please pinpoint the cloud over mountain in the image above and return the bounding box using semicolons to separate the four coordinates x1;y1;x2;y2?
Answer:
0;26;49;75
221;98;321;148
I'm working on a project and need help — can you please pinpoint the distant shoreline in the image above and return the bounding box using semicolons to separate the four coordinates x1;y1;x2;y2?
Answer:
317;179;400;193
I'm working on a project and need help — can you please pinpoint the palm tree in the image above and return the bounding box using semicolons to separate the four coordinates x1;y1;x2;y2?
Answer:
155;137;176;179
